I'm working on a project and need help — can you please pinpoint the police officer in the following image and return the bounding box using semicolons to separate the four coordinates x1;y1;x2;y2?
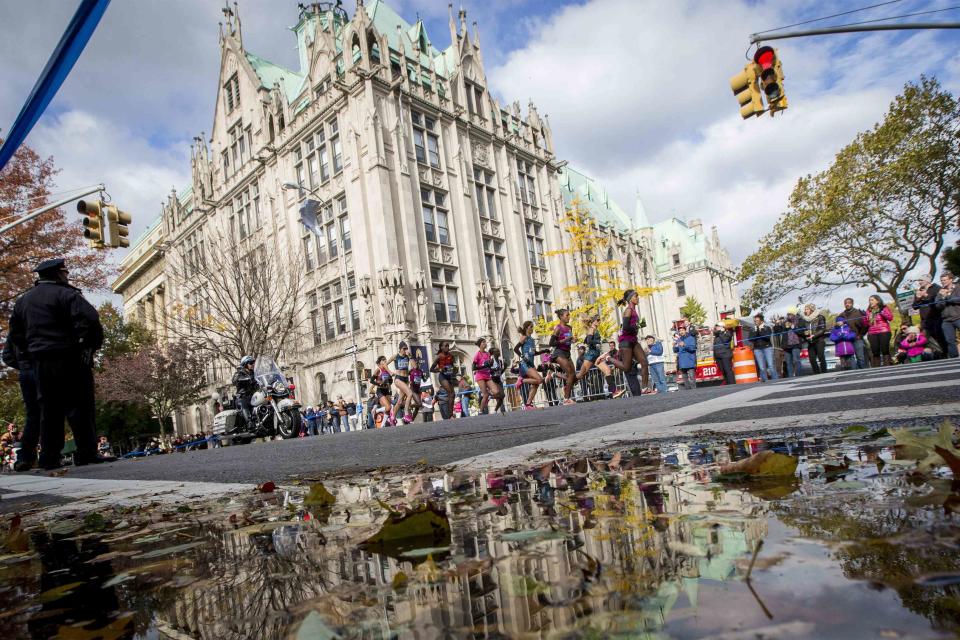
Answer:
7;258;108;470
1;337;40;472
231;355;257;426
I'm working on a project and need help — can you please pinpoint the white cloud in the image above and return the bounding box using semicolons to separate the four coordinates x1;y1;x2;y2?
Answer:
488;0;960;311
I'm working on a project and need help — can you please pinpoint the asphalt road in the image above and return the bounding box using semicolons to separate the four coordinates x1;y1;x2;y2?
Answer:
48;359;960;484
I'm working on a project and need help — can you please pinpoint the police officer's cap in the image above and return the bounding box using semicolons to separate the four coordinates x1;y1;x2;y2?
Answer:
33;258;66;276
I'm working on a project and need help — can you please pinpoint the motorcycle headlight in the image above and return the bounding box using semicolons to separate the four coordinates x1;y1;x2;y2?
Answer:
273;381;286;394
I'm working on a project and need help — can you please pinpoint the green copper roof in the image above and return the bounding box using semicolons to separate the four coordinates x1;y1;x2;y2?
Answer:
558;167;633;233
652;218;707;271
367;0;451;76
245;51;305;103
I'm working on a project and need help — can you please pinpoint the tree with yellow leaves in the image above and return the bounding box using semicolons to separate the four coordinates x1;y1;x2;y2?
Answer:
536;197;659;341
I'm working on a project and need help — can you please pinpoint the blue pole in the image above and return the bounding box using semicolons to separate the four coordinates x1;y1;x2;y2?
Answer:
0;0;111;173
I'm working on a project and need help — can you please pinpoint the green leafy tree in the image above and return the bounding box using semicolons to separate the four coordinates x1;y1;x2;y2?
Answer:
679;296;707;327
97;301;153;361
740;77;960;309
944;240;960;276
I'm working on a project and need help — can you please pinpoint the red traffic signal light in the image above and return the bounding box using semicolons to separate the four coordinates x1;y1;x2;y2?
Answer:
753;46;784;104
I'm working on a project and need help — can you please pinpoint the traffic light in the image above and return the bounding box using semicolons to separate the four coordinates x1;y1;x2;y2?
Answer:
730;63;764;119
77;199;105;248
753;46;787;114
105;205;131;248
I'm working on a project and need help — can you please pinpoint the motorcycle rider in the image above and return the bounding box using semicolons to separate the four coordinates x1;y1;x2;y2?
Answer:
232;356;257;425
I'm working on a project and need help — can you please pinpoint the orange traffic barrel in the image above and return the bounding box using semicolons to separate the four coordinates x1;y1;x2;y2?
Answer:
733;346;759;384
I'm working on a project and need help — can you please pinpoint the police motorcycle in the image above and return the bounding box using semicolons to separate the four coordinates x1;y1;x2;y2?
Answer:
213;356;301;444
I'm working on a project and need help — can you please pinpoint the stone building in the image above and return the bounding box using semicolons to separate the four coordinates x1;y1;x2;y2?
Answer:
113;2;739;435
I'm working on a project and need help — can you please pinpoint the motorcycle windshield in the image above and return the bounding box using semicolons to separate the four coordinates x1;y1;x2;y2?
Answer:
254;356;286;389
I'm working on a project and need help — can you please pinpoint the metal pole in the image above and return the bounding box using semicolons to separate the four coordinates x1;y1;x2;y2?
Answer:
751;22;960;44
0;184;105;236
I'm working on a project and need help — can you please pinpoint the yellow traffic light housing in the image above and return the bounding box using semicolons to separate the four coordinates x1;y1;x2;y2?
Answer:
77;199;105;249
105;205;132;248
769;58;787;115
730;63;764;119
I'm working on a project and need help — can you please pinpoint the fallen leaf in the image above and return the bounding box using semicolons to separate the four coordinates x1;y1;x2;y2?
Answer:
132;541;204;560
256;481;276;493
391;571;409;591
304;483;336;509
38;581;84;603
891;422;960;472
499;529;567;543
934;446;960;477
719;451;798;477
83;513;107;532
843;425;868;434
360;502;450;555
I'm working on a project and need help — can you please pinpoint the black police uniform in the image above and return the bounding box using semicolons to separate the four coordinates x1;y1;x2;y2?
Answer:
7;259;104;468
231;366;257;424
0;340;41;463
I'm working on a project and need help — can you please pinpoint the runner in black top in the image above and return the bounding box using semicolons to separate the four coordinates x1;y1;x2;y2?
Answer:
513;320;548;410
549;308;576;405
387;341;414;423
430;342;457;419
370;356;396;426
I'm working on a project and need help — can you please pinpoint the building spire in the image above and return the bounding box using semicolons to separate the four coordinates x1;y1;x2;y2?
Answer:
634;190;651;229
448;4;457;42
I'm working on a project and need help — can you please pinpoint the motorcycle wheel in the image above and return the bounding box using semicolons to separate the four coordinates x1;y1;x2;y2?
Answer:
277;410;297;439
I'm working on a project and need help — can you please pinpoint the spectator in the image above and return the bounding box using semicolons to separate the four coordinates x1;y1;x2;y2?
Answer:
335;396;348;431
304;406;318;436
673;325;698;390
838;298;869;369
97;435;111;456
645;335;668;393
893;322;912;364
899;326;928;364
803;303;828;374
574;345;587;399
347;399;358;432
776;315;804;377
866;294;894;366
913;275;946;356
326;400;339;433
830;317;857;371
421;384;435;422
936;271;960;358
711;324;735;385
748;314;778;382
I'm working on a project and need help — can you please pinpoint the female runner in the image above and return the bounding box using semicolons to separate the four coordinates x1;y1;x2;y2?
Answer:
513;321;549;409
370;356;396;426
575;315;614;396
488;347;506;413
610;289;649;396
430;342;457;419
549;309;577;406
472;338;504;414
404;356;424;423
386;341;414;423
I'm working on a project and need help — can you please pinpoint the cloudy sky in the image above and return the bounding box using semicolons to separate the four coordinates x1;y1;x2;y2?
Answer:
2;0;959;308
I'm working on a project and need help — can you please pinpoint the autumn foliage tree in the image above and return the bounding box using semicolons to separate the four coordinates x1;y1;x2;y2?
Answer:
739;77;960;309
679;296;707;327
537;197;660;338
0;140;109;333
97;341;207;437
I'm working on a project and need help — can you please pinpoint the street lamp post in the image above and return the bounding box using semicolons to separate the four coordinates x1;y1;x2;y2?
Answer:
282;182;363;414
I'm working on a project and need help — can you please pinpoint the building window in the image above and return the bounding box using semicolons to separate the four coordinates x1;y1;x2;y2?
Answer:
296;122;340;190
534;284;552;319
516;159;537;206
483;238;506;285
303;235;316;271
473;167;496;220
309;292;320;346
329;119;343;174
224;73;240;113
672;253;681;267
314;75;331;100
676;280;686;296
431;266;459;323
230;182;259;241
227;122;247;174
412;111;441;169
309;194;350;265
421;188;449;245
525;221;545;269
466;81;484;118
317;275;354;340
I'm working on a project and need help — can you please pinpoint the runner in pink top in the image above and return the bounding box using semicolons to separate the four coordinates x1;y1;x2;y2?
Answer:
472;337;502;414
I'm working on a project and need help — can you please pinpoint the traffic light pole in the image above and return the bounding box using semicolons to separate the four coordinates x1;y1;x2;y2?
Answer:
751;22;960;44
0;183;104;236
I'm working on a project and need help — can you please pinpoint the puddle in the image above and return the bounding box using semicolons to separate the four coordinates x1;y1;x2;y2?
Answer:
2;422;959;639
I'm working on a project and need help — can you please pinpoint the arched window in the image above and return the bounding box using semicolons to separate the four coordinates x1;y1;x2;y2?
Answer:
367;32;380;63
315;372;327;405
351;35;362;64
268;115;275;142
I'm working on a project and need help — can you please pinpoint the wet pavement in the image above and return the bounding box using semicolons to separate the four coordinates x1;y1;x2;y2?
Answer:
1;421;959;639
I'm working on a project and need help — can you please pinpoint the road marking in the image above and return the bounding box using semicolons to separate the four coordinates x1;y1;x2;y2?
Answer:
758;368;957;394
747;379;959;406
0;475;251;514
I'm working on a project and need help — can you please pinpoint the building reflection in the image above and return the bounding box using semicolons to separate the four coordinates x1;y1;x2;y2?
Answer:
154;458;768;639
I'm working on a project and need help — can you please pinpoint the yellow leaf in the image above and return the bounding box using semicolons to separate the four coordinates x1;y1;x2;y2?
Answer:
304;483;336;509
361;502;451;552
719;451;798;477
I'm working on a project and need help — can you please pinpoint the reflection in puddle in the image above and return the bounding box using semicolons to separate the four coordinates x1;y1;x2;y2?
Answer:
2;425;959;639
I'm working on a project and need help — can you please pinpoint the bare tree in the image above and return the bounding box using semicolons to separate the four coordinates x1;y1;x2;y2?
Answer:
164;231;308;367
